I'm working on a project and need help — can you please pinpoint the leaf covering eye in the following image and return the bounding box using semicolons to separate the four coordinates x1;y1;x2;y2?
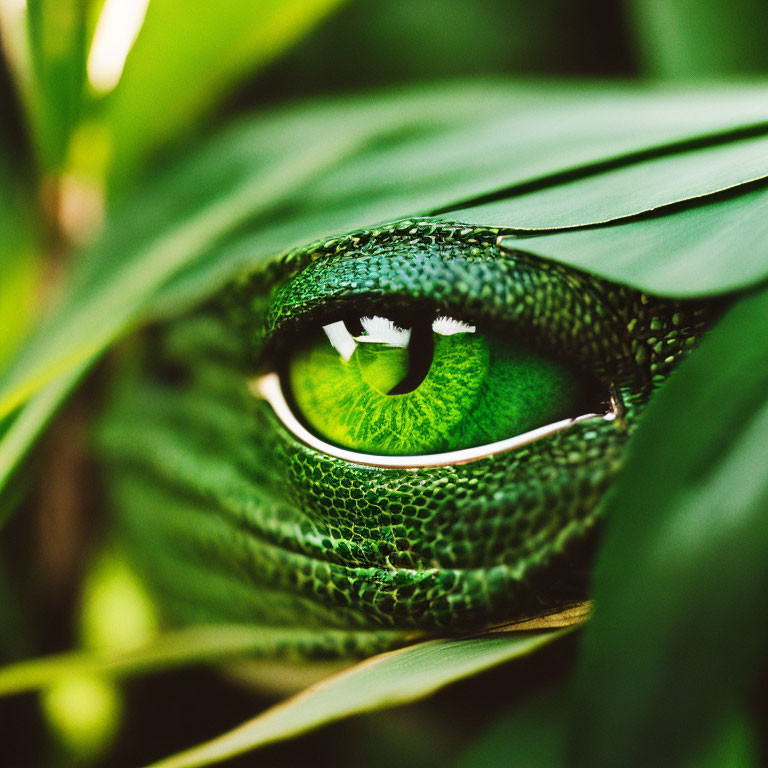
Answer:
283;312;601;456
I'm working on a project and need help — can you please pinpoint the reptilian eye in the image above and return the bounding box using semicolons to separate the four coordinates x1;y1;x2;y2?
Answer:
271;310;607;458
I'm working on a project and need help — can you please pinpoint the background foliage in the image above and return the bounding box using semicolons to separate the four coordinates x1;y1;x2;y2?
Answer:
0;1;767;766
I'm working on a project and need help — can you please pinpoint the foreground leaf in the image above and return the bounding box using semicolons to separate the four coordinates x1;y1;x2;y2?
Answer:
0;141;39;368
441;130;768;231
105;0;347;185
0;365;84;506
628;0;768;78
459;697;758;768
499;182;768;296
569;284;768;766
4;0;96;171
458;688;566;768
695;708;759;768
0;625;406;697
147;629;571;768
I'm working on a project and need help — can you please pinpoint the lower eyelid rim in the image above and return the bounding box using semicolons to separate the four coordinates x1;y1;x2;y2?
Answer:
249;372;622;469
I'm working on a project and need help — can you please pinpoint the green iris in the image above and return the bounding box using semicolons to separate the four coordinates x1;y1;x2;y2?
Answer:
287;314;589;455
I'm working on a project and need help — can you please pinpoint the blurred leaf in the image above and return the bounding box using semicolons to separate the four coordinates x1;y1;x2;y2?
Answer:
0;250;39;368
499;182;768;297
569;285;768;767
2;0;344;182
0;133;42;522
42;673;122;763
38;546;155;765
26;0;87;170
458;689;565;768
146;630;570;768
0;154;39;369
0;625;404;696
0;0;104;173
104;0;347;186
628;0;768;79
0;364;84;509
458;697;757;768
4;82;768;507
694;708;758;768
79;546;159;651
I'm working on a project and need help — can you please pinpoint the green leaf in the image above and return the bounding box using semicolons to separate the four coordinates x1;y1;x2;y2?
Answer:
458;689;565;768
0;364;84;509
0;136;43;518
146;630;569;768
628;0;768;79
694;708;758;768
2;0;344;181
1;0;101;173
104;0;347;186
0;249;39;369
26;0;89;170
498;182;768;297
440;130;768;230
569;285;768;767
0;148;39;369
0;624;406;697
458;699;758;768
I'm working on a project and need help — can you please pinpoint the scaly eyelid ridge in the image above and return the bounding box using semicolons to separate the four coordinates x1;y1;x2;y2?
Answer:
249;372;622;469
259;236;628;380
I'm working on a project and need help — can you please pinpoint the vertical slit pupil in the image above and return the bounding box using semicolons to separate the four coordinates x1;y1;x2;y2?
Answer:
387;321;434;395
343;317;364;337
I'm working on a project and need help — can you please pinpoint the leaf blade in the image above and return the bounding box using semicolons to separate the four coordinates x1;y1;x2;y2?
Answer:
147;629;571;768
569;285;768;767
440;130;768;230
105;0;347;184
499;183;768;296
0;625;408;697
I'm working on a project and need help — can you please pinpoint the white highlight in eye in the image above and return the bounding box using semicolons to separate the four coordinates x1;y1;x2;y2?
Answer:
356;316;411;347
432;316;476;335
323;321;357;361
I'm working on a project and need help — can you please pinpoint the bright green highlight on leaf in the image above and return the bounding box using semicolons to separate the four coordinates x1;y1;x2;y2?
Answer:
288;314;583;455
80;546;159;652
39;548;158;764
42;673;122;763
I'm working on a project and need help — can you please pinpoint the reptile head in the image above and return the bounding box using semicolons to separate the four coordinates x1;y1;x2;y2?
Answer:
96;218;714;654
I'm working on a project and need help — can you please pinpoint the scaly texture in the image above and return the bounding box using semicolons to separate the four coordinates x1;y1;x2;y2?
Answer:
95;219;714;657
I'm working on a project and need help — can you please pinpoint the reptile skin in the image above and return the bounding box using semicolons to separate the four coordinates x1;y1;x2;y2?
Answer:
95;219;713;659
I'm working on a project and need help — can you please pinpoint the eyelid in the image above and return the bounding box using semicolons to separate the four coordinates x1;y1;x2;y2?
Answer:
249;372;623;468
259;243;628;380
